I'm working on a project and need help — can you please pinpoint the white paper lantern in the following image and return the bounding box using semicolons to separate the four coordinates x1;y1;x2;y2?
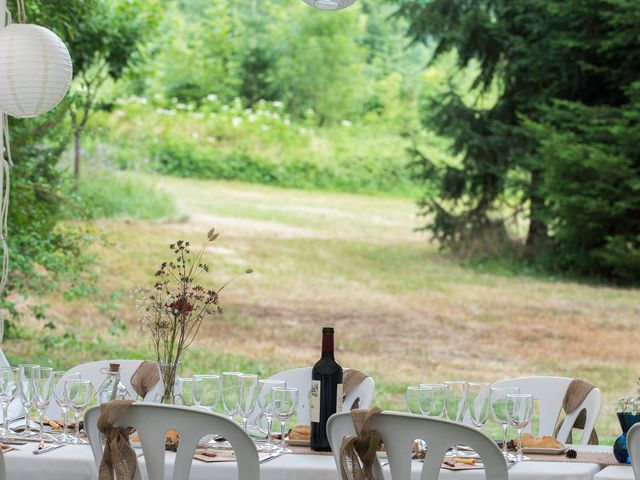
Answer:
302;0;357;11
0;24;72;118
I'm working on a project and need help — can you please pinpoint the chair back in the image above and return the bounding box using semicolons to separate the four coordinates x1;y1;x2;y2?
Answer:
267;367;375;424
327;410;507;480
493;376;601;444
628;422;640;479
46;360;163;418
85;403;259;480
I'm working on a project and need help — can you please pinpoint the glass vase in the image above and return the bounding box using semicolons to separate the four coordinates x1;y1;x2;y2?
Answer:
613;412;640;464
155;361;182;405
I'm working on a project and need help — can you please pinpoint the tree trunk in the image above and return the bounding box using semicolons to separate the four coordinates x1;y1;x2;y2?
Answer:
525;169;547;257
74;129;82;182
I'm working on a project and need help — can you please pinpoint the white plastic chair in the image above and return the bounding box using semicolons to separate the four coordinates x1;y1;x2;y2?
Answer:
327;410;507;480
85;403;259;480
493;376;601;444
628;422;640;479
46;360;163;418
267;367;375;424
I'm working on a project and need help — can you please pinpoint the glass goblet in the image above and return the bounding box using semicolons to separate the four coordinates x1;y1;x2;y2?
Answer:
271;387;298;453
237;374;258;431
18;364;39;437
194;374;222;412
64;379;92;444
468;382;491;431
177;377;201;407
444;380;468;456
506;393;533;462
53;371;80;442
419;384;445;417
405;386;422;415
32;367;54;441
222;372;242;422
490;386;520;457
257;379;285;451
0;367;18;436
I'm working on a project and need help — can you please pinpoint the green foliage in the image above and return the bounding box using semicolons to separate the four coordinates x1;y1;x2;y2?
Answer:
394;0;640;282
93;97;418;195
77;171;176;220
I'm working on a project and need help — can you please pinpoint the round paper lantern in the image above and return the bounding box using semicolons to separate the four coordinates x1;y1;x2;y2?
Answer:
302;0;357;10
0;24;72;118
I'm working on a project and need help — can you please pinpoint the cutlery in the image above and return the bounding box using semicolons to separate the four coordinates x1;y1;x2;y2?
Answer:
260;452;282;464
33;444;65;455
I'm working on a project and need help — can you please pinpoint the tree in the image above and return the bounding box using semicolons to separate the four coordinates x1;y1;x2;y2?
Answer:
67;0;159;181
267;3;368;124
394;0;640;281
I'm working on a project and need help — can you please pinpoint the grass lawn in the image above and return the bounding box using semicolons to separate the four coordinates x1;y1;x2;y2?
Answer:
6;173;640;443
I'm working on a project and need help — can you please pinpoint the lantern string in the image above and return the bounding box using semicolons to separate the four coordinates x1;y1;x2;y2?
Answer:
0;115;10;345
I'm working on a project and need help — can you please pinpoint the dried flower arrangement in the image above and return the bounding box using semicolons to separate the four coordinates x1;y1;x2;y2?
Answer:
615;378;640;414
132;227;252;402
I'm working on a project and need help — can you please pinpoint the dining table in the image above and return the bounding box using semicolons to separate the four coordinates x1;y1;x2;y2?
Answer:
1;443;621;480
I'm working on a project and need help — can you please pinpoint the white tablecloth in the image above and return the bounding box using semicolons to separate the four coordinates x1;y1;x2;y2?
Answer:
3;444;608;480
594;466;635;480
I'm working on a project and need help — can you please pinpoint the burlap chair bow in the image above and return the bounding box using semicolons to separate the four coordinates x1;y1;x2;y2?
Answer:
343;369;369;409
339;407;383;480
554;379;599;444
130;361;160;399
98;400;137;480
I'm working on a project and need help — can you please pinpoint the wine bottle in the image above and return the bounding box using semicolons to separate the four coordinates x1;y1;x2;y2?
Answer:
310;326;343;451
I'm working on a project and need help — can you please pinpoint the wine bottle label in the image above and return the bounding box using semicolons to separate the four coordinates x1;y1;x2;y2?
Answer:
309;380;321;423
336;382;344;413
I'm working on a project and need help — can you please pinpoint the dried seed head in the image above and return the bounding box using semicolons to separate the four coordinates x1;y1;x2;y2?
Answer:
209;232;220;241
246;268;253;274
207;228;216;240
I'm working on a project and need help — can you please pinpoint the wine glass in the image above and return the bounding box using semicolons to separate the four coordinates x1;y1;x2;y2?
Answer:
257;379;285;451
419;384;445;417
490;386;520;457
177;377;201;407
18;364;39;437
237;374;258;431
64;379;92;444
506;393;533;462
53;371;81;442
405;386;422;415
222;372;242;422
0;366;18;436
444;381;468;456
468;382;491;431
271;387;298;452
194;374;222;412
32;367;54;440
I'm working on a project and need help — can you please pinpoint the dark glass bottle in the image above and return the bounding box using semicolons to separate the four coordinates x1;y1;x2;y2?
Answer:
310;327;343;451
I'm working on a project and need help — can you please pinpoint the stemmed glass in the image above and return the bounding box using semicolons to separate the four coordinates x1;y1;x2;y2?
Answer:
257;379;285;451
406;386;423;415
271;387;298;453
53;371;81;442
468;382;491;431
222;372;242;422
64;379;92;444
177;377;201;407
237;374;258;431
490;386;520;458
32;367;54;441
419;384;445;417
444;381;468;457
18;364;39;437
506;393;533;462
194;374;222;412
0;367;18;436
